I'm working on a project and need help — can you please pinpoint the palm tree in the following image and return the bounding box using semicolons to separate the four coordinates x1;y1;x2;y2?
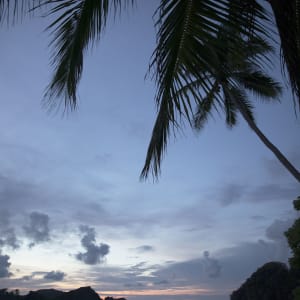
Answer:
140;0;300;181
192;27;300;181
0;0;299;181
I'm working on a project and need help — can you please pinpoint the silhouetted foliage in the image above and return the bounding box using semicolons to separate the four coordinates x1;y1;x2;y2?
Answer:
285;196;300;270
0;287;125;300
285;196;300;300
231;261;298;300
0;289;22;300
0;1;299;180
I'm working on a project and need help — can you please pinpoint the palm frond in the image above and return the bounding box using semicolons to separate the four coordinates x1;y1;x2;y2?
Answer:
269;0;300;110
141;0;218;179
217;24;274;73
141;0;274;179
0;0;44;24
43;0;134;111
194;81;221;130
227;85;255;123
222;84;238;127
235;69;282;101
143;0;244;179
140;93;175;180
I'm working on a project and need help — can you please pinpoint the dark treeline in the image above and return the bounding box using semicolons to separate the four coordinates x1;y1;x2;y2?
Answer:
0;287;126;300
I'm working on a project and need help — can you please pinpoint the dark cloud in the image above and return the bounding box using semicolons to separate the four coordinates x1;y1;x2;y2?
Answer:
43;271;65;281
23;212;50;246
76;225;110;265
0;252;12;278
135;245;155;253
203;251;221;278
0;211;20;250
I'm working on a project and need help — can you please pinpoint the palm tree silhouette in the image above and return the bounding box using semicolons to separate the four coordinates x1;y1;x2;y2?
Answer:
0;0;299;181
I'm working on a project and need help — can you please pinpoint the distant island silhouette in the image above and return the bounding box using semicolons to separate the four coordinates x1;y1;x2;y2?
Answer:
0;286;126;300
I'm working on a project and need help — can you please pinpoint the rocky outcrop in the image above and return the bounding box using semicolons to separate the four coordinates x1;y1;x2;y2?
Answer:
231;262;298;300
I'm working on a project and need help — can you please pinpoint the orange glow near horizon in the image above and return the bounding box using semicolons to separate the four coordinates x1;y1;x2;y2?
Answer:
96;287;214;297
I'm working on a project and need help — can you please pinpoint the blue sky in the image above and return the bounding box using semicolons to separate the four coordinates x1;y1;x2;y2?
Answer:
0;1;299;300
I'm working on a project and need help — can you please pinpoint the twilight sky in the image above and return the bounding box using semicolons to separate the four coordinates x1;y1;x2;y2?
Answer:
0;1;299;300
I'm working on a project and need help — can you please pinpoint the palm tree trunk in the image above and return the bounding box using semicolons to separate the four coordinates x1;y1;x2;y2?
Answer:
234;98;300;182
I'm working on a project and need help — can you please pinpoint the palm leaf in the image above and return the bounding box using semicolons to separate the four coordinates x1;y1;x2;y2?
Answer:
0;0;44;24
141;0;273;179
194;81;221;130
227;85;255;123
142;0;261;179
43;0;134;110
222;84;238;127
141;0;223;179
269;0;300;110
235;69;282;101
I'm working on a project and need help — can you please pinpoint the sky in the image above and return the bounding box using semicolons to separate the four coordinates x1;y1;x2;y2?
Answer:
0;1;299;300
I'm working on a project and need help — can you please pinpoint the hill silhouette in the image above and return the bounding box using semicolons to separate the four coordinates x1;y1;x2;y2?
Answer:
231;262;298;300
0;286;126;300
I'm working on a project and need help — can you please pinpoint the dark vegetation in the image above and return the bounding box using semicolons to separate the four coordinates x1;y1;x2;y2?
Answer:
230;262;299;300
0;286;125;300
231;196;300;300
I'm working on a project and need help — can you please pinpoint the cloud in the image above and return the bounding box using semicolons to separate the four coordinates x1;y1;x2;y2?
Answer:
76;225;110;265
218;184;246;206
203;251;221;278
217;182;299;206
151;217;293;292
23;212;50;246
263;152;300;179
265;218;293;262
124;262;161;278
0;174;39;212
0;252;12;278
249;184;299;203
250;215;266;221
135;245;155;253
124;282;146;287
43;271;65;281
20;275;34;281
153;279;169;285
0;211;20;250
152;251;222;287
